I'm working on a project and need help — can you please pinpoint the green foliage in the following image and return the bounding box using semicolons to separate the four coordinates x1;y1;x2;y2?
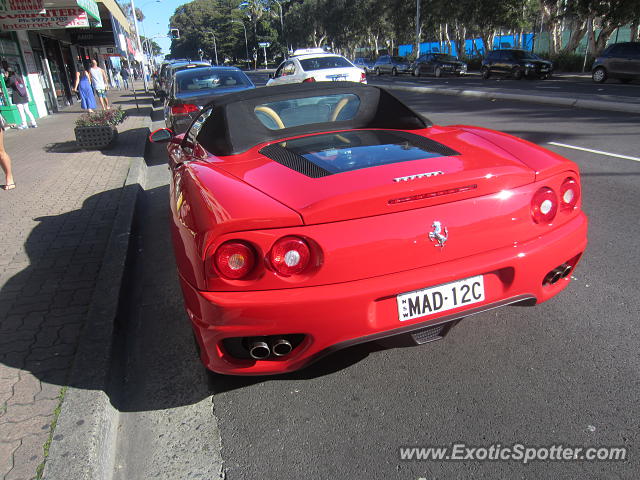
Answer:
549;52;595;72
169;0;638;62
75;108;126;127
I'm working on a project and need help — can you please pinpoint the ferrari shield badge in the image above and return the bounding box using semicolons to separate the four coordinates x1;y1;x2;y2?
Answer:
429;221;448;248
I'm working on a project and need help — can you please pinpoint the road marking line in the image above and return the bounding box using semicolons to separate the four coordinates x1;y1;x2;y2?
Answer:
549;142;640;162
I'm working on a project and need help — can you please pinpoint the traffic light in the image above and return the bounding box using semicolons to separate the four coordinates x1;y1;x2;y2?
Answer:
170;28;180;39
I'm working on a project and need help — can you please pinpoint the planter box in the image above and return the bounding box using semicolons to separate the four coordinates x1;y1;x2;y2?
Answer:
74;125;118;149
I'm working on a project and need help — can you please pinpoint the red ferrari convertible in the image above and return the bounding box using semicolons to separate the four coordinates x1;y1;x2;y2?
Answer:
150;82;587;376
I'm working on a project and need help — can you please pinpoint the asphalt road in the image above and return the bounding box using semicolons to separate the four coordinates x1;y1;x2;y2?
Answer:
249;69;640;105
111;82;640;479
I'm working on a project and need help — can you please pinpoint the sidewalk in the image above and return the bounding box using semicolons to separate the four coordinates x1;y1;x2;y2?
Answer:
0;84;151;480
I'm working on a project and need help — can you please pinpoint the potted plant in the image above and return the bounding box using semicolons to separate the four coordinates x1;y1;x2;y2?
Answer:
74;108;126;149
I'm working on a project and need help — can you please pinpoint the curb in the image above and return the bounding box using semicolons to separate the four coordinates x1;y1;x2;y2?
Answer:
42;115;152;480
381;83;640;114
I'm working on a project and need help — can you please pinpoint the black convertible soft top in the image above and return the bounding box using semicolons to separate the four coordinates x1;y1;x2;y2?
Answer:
196;82;431;156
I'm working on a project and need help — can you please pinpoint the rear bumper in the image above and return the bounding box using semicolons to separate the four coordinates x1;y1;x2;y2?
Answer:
182;213;587;375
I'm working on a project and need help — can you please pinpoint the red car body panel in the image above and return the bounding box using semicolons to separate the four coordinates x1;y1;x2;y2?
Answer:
156;85;587;375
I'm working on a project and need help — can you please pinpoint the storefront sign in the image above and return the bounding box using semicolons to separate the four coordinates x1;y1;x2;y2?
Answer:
75;0;99;22
0;7;89;30
0;0;45;14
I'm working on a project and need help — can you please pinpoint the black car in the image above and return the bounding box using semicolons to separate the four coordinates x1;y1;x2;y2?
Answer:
592;42;640;83
481;49;553;80
157;60;210;99
411;53;467;77
164;66;255;134
373;55;412;76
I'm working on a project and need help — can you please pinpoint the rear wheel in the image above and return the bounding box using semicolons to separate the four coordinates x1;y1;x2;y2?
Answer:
513;67;524;80
434;66;442;78
481;67;491;80
592;67;607;83
413;67;420;77
375;67;381;76
391;67;398;76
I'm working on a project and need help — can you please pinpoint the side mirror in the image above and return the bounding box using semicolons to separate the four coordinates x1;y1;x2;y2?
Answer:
149;128;174;143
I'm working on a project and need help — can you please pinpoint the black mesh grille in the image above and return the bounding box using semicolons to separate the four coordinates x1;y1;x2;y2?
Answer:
259;143;332;178
391;131;460;156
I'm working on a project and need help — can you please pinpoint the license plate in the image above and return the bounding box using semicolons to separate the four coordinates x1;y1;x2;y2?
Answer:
328;74;348;81
397;275;485;322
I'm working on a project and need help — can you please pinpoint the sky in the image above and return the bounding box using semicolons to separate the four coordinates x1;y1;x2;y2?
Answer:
134;0;186;56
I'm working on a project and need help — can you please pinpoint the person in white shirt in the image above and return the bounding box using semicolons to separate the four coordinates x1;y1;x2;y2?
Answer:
89;59;110;110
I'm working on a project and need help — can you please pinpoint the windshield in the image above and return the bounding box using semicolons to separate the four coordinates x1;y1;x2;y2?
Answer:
281;130;447;174
177;69;252;92
299;56;353;71
254;94;360;130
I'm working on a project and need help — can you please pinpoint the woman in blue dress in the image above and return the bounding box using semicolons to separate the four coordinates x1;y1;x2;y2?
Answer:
72;62;97;112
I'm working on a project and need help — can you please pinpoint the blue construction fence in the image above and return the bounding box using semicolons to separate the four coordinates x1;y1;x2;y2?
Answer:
399;33;534;58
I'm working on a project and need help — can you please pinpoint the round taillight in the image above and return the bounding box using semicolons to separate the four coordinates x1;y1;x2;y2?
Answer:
531;187;558;224
269;237;311;276
560;177;580;210
213;241;255;279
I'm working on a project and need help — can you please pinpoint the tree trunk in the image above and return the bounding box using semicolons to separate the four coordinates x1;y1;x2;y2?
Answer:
593;24;617;56
562;19;588;54
630;21;639;42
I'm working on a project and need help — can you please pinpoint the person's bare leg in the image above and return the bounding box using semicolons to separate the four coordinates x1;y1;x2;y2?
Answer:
0;130;14;189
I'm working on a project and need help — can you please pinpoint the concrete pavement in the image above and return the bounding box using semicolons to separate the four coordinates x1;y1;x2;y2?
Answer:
0;85;151;480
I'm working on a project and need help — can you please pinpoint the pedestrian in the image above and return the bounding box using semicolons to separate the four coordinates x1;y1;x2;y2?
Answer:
4;68;37;129
0;114;14;190
111;68;122;89
120;65;131;89
89;59;110;110
72;62;97;112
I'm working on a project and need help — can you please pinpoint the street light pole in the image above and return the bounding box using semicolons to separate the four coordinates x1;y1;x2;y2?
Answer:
129;0;149;92
415;0;420;59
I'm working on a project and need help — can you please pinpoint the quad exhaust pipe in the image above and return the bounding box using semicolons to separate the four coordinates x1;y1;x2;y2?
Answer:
544;263;572;285
270;338;293;357
246;337;293;359
247;338;271;360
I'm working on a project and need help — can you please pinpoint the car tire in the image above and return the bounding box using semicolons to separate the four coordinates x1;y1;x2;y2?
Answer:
592;67;607;83
481;67;491;80
413;67;420;77
375;67;381;76
435;66;442;78
391;67;398;76
513;67;524;80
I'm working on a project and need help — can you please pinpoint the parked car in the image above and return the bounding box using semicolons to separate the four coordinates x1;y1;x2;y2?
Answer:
157;60;210;99
353;57;375;73
411;53;467;77
164;66;255;134
591;42;640;83
481;49;553;80
267;48;366;85
149;82;587;376
373;55;412;75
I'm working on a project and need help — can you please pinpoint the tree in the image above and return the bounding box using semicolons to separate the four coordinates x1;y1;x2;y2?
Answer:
140;36;162;56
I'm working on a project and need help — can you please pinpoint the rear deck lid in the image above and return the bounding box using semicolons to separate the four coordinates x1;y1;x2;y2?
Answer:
215;127;536;224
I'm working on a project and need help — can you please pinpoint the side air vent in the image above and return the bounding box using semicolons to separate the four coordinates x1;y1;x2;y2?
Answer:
259;143;332;178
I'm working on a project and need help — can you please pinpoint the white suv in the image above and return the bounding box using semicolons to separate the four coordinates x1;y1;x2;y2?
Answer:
267;48;367;86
